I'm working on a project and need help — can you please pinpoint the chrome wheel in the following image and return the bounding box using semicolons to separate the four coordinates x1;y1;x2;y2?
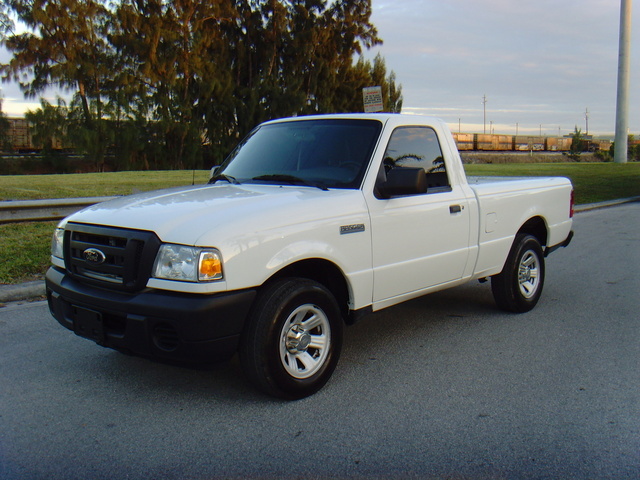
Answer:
279;304;331;379
240;278;343;399
491;234;545;313
518;249;541;298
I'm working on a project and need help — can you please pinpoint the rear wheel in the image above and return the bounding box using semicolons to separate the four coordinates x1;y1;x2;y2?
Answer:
491;234;545;313
239;278;343;399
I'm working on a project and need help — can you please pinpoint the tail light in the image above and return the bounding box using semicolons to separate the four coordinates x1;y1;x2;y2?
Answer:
570;189;575;218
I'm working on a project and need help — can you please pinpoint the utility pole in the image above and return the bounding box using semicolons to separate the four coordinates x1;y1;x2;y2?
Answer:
585;108;589;135
483;95;487;134
614;0;632;164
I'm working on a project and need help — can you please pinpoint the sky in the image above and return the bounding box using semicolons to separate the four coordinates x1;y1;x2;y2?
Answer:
365;0;639;136
1;0;638;137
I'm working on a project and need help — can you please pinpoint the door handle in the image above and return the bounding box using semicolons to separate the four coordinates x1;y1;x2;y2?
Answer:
449;204;463;214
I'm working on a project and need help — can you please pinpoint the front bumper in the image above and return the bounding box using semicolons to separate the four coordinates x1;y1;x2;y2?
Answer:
46;267;256;363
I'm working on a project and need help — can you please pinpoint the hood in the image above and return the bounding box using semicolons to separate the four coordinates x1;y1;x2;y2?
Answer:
66;183;365;246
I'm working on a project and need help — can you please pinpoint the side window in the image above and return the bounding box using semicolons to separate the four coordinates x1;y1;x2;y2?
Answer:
382;126;450;191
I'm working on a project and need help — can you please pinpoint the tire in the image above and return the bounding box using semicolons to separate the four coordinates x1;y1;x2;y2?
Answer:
239;278;343;399
491;234;545;313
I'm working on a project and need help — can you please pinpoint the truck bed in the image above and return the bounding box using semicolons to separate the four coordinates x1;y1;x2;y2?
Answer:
466;175;573;279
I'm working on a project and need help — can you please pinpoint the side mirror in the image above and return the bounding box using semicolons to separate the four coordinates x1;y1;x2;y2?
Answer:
377;167;428;198
209;166;220;180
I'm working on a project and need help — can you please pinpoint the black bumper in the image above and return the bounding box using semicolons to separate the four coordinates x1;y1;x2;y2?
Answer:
46;267;257;363
544;230;574;257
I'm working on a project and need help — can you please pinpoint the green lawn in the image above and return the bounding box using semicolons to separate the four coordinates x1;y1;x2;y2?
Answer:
464;163;639;205
1;163;638;205
0;221;57;285
1;163;638;285
0;170;212;201
0;170;211;285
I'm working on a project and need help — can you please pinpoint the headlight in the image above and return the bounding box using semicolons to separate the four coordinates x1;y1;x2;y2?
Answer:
51;227;65;259
152;244;223;282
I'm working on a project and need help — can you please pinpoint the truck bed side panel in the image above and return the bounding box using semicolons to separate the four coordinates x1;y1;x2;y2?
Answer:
469;176;573;278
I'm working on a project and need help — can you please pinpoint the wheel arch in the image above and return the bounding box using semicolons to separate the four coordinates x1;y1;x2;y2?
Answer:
267;258;352;323
517;216;548;247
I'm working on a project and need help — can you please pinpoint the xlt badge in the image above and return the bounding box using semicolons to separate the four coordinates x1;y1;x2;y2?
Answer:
340;224;365;235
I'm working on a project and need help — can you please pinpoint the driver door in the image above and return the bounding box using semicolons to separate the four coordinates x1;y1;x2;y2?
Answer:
367;126;472;304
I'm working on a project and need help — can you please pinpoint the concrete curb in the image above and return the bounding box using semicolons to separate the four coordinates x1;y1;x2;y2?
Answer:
1;197;639;304
0;280;46;304
574;196;640;212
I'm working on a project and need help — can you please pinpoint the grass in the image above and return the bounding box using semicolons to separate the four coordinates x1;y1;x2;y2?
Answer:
0;221;57;284
0;171;211;285
463;162;640;205
0;170;212;201
1;164;638;205
0;163;638;285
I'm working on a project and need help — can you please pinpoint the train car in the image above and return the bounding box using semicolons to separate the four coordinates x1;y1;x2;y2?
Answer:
531;136;545;151
514;136;531;151
452;132;475;151
3;117;67;152
479;134;512;151
546;137;572;152
596;140;612;152
513;136;545;151
5;118;33;151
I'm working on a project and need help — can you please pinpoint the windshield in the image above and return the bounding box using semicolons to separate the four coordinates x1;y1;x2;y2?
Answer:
216;118;382;190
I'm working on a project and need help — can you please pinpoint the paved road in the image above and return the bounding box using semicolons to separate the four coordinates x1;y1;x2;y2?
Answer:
1;203;638;479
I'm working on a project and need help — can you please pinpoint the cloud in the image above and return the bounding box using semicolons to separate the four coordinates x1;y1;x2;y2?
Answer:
367;0;639;134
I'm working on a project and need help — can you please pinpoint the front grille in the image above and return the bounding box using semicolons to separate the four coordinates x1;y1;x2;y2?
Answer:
64;223;161;292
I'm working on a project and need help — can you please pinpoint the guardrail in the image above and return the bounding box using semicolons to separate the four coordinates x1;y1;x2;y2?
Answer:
0;196;118;224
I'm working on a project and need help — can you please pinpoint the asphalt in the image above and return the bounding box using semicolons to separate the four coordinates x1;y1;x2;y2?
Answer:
1;196;638;305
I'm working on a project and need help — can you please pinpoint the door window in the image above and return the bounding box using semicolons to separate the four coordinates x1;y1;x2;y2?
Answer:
382;126;451;191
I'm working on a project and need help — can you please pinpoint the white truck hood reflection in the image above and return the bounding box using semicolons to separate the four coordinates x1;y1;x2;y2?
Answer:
68;184;364;246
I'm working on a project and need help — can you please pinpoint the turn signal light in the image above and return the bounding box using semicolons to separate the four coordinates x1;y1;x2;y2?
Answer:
199;251;223;281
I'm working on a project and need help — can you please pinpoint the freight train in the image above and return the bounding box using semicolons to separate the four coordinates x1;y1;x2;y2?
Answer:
0;117;615;153
452;132;612;153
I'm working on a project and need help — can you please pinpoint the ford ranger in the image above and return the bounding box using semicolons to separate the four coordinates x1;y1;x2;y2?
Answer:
46;114;574;399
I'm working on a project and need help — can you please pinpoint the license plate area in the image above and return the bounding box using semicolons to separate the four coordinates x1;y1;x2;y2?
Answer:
72;305;105;344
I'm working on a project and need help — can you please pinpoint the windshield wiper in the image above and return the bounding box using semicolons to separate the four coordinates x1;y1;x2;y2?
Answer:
208;174;240;185
251;174;328;191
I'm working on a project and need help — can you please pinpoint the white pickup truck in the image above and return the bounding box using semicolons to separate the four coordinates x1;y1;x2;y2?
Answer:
46;114;573;399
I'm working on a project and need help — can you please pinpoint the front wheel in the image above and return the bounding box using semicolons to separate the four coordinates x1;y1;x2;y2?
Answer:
239;278;343;399
491;234;545;313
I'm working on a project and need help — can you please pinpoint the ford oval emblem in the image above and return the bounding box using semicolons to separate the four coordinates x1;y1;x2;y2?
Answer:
83;248;106;265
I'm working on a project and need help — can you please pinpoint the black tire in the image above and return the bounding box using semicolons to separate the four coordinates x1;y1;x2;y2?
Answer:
491;234;545;313
239;278;343;399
